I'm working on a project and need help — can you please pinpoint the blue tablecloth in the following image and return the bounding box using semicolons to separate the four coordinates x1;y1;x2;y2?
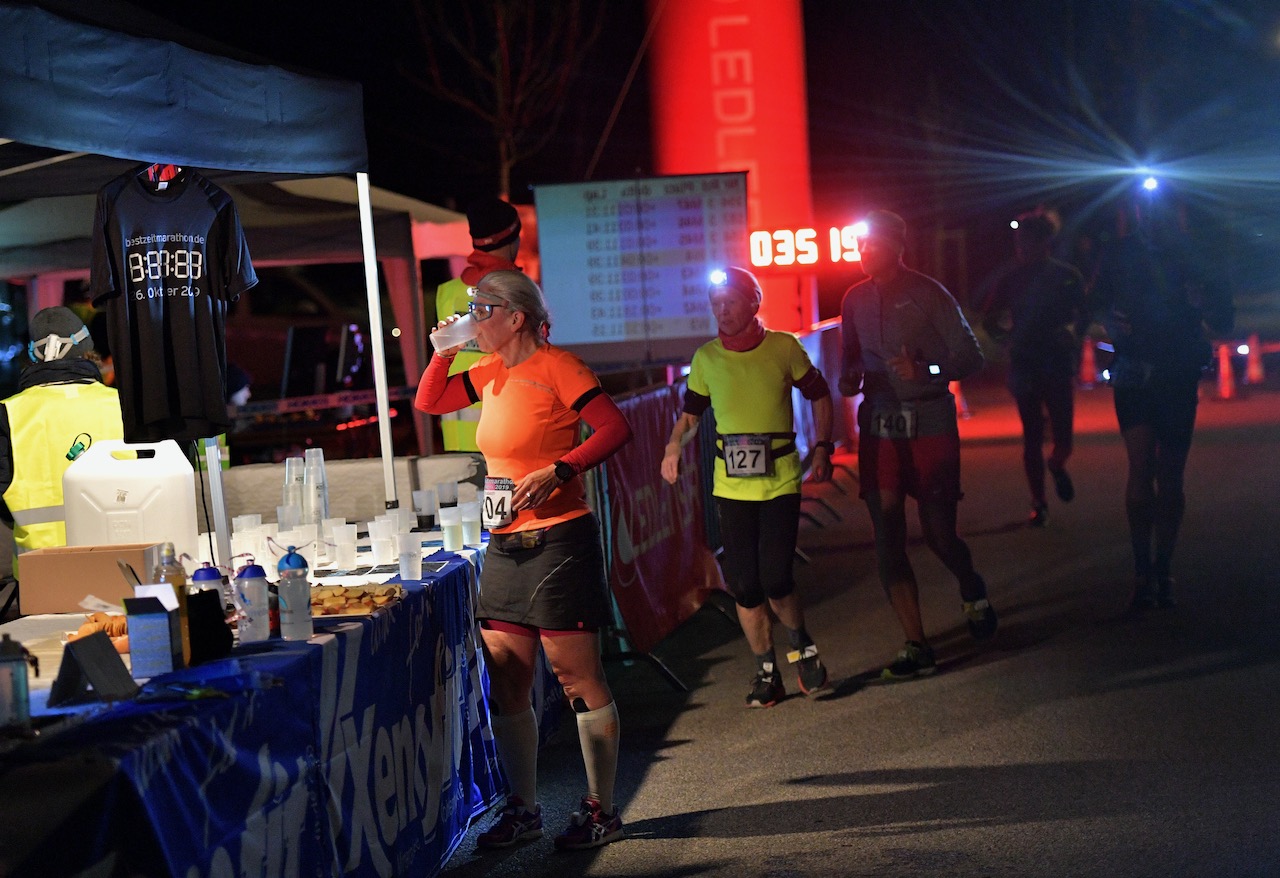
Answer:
0;554;509;878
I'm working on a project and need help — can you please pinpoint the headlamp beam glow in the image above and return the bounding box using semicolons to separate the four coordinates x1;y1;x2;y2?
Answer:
708;268;728;286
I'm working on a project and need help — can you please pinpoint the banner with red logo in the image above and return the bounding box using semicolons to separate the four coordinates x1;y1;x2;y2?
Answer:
605;385;724;654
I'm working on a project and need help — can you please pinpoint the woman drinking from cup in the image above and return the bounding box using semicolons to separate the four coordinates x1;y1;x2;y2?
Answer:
415;269;633;851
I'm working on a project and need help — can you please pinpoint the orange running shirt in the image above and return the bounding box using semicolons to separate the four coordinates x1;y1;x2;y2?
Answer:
469;344;600;532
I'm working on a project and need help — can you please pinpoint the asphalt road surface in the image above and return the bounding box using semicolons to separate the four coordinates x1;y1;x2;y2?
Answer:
444;381;1280;878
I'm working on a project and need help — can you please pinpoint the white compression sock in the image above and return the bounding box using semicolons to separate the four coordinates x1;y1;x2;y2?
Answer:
575;701;620;813
489;706;539;808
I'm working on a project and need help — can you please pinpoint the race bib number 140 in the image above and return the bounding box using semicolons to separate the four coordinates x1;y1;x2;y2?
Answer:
870;408;918;439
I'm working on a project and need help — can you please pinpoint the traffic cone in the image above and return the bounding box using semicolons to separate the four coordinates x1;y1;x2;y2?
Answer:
950;380;971;418
1217;343;1236;400
1246;334;1264;385
1079;337;1097;388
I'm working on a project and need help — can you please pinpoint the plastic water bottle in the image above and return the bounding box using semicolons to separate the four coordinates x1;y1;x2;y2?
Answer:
190;561;233;618
277;547;313;641
234;560;272;644
153;541;190;666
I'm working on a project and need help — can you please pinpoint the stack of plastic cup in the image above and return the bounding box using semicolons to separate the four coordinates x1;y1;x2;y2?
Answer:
277;504;301;530
282;456;305;509
333;524;358;570
438;506;463;552
303;448;329;526
460;501;483;545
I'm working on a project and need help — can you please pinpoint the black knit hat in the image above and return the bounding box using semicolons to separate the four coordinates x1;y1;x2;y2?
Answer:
466;198;521;251
29;306;93;360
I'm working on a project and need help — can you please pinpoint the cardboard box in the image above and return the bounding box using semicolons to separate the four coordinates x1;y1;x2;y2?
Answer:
19;543;163;615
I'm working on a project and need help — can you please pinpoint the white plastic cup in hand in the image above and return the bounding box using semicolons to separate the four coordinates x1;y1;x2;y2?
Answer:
438;505;463;552
460;501;482;545
398;551;423;582
430;314;479;353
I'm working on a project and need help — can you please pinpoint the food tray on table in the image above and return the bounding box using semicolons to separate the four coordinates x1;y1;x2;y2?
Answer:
310;583;405;618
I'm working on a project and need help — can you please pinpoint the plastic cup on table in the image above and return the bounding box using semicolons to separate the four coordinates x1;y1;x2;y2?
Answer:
395;531;419;555
371;539;394;566
398;552;423;582
368;518;394;543
334;540;358;570
435;481;458;506
460;501;482;546
438;505;463;552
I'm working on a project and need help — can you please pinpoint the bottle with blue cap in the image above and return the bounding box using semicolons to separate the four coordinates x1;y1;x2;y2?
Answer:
277;546;313;641
233;559;271;644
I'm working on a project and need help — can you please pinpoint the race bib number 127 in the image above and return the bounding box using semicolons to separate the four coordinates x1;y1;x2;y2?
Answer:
722;434;771;477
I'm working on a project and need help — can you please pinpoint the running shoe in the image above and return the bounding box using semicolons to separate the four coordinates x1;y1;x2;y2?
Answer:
1048;464;1075;503
880;641;937;681
553;797;624;850
745;668;785;708
476;796;543;849
1028;502;1049;527
788;644;830;696
1129;575;1157;612
963;598;999;641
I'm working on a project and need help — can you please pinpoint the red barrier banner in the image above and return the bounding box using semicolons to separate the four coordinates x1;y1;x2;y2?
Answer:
605;385;724;654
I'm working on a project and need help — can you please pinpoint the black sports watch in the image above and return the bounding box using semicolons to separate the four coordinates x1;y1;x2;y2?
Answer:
814;441;835;454
553;460;576;482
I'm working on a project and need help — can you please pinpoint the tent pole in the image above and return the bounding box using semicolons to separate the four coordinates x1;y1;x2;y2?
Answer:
203;436;232;568
356;172;398;509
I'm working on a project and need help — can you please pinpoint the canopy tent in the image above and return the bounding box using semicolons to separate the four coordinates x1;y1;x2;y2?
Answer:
0;177;470;404
0;0;424;562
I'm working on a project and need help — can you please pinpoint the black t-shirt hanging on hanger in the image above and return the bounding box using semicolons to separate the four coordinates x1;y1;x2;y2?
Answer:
90;165;258;443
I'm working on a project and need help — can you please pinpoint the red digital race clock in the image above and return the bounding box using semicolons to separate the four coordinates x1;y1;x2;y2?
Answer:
748;223;868;268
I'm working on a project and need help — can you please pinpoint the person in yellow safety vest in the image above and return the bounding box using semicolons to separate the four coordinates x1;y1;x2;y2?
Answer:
0;307;124;578
435;197;522;454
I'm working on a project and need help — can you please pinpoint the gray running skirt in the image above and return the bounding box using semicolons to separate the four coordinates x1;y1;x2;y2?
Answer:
477;512;609;631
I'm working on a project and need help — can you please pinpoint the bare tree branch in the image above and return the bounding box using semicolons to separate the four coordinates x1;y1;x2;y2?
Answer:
402;0;606;197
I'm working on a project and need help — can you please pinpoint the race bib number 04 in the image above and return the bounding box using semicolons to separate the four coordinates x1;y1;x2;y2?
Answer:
870;409;918;439
722;434;771;478
483;477;516;528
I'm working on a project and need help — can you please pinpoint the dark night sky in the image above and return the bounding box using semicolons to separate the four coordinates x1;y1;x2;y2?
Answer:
122;0;1280;305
